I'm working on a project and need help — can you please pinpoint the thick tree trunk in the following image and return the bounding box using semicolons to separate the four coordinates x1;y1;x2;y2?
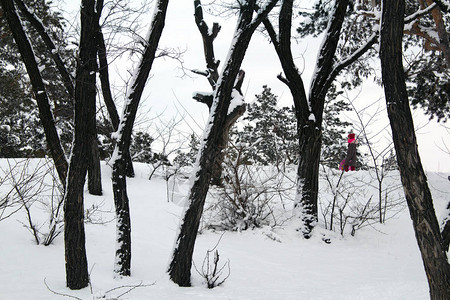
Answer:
111;0;169;276
0;0;68;184
193;3;245;186
295;123;322;235
168;0;277;286
380;1;450;298
263;0;350;237
64;0;100;289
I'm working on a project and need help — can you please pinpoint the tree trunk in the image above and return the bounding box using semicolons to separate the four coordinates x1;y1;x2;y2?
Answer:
64;0;100;289
88;125;102;195
380;0;450;298
168;0;277;286
97;29;135;177
13;0;75;98
112;157;131;275
193;3;245;186
262;0;352;237
0;0;68;184
295;123;322;235
111;0;169;276
442;201;450;251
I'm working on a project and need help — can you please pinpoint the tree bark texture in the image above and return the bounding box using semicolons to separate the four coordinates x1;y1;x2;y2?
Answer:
0;0;68;184
64;0;100;289
380;0;450;298
88;127;102;196
111;0;169;276
193;2;245;186
168;0;278;287
263;0;353;237
13;0;103;195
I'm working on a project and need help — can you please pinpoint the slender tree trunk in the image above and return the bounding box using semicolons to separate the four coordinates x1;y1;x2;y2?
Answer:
88;124;102;195
13;0;75;98
380;0;450;298
97;29;134;177
0;0;68;184
111;0;169;276
64;0;100;289
441;201;450;251
168;0;277;286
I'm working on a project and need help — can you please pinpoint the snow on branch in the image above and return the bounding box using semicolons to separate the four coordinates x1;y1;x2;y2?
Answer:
13;0;74;98
249;0;279;30
404;2;438;24
329;33;378;82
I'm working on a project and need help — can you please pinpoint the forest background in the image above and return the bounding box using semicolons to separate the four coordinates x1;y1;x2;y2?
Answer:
62;0;449;173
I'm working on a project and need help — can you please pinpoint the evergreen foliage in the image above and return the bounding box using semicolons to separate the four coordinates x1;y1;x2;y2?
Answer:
298;0;450;121
408;52;450;122
232;85;297;167
227;85;352;169
0;0;75;157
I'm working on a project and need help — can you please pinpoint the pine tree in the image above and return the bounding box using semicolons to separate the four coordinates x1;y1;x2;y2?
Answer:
233;85;298;167
0;0;75;156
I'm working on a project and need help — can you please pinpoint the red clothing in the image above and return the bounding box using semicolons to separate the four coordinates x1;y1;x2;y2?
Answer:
342;140;357;171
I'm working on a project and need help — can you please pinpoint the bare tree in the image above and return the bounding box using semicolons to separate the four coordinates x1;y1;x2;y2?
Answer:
192;0;246;185
97;22;135;178
379;0;450;297
110;0;169;276
168;0;278;287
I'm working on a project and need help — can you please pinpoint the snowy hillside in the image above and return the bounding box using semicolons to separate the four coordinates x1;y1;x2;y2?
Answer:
0;160;448;300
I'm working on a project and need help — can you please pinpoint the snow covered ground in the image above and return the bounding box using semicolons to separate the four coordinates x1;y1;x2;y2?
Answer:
0;160;448;300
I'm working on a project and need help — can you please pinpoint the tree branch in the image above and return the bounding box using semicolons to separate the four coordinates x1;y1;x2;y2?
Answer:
0;0;68;184
328;33;378;86
13;0;74;98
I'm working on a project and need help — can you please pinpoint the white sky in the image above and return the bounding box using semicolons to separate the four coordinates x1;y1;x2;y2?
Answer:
61;0;449;172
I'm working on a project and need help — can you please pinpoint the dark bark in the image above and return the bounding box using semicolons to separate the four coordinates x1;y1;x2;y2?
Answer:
380;0;450;298
13;0;74;98
194;0;220;89
88;127;102;196
14;0;103;194
111;0;169;276
168;0;278;286
0;0;68;184
97;29;134;177
442;201;450;251
84;0;104;196
210;71;246;186
263;0;353;237
64;0;100;289
193;1;246;186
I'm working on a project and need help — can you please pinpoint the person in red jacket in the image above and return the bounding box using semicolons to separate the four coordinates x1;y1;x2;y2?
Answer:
339;133;357;172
